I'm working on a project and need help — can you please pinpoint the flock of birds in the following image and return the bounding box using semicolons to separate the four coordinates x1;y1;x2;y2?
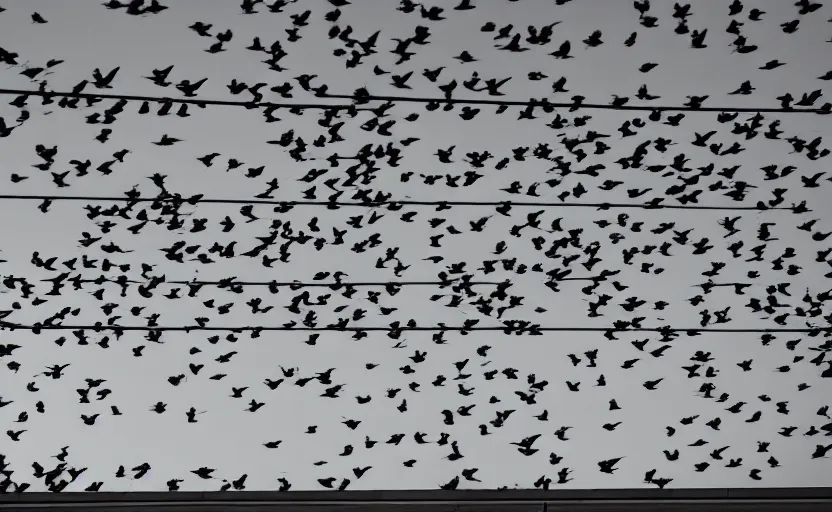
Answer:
1;0;832;494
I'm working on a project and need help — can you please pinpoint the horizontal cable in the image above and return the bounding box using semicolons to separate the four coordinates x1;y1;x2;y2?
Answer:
0;322;827;334
73;278;502;287
321;92;831;115
0;87;827;115
0;194;800;212
0;87;346;110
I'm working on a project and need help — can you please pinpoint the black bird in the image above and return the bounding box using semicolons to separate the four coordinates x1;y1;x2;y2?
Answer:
92;67;120;88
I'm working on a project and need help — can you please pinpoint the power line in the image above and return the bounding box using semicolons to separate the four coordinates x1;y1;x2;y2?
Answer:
0;194;802;212
321;92;831;115
52;277;591;292
29;277;601;291
0;87;347;111
71;278;504;288
1;87;827;115
1;322;828;334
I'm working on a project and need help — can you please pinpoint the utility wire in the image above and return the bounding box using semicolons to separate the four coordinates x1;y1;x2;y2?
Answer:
0;194;802;212
0;87;827;115
71;278;504;287
1;323;828;334
0;88;346;111
321;92;831;115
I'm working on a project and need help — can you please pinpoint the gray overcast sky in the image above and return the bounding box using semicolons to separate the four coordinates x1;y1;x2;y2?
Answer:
0;0;831;493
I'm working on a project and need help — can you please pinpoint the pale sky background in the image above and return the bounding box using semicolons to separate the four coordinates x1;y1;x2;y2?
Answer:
0;0;831;493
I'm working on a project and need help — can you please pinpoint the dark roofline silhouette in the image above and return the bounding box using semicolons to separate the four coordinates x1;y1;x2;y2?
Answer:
0;487;830;511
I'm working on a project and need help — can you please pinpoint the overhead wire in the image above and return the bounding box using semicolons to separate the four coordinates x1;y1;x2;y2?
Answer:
0;87;827;114
0;194;805;212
